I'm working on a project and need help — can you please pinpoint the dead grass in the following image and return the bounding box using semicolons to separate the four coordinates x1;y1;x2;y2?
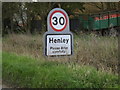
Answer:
2;33;118;74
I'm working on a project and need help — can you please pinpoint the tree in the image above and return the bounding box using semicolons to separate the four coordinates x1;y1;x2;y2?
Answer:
88;2;120;12
2;2;85;34
2;2;20;34
25;2;85;32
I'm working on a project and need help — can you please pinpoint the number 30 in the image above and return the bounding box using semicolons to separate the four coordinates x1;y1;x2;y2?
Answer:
52;16;65;25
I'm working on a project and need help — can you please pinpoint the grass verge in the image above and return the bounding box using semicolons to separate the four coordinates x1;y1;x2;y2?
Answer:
3;52;118;88
3;34;118;73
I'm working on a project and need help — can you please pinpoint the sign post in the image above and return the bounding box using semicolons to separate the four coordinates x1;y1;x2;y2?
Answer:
44;8;73;56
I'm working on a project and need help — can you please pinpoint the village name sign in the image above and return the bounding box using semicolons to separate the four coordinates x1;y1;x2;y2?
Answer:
44;8;73;56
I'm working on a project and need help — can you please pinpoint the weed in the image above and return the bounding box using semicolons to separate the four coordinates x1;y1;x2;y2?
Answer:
2;34;118;73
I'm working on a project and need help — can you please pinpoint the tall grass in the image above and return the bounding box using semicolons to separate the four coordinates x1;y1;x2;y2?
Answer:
2;33;118;74
3;52;118;88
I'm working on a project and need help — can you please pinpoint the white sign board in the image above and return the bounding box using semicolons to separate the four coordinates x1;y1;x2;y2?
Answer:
46;34;72;56
44;8;73;56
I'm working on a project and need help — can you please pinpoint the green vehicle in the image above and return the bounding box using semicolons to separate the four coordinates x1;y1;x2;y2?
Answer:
70;10;120;36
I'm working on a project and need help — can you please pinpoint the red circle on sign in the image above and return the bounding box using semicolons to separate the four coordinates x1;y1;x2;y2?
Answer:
50;10;68;32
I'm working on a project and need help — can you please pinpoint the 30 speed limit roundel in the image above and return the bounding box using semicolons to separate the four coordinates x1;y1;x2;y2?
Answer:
50;10;68;31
